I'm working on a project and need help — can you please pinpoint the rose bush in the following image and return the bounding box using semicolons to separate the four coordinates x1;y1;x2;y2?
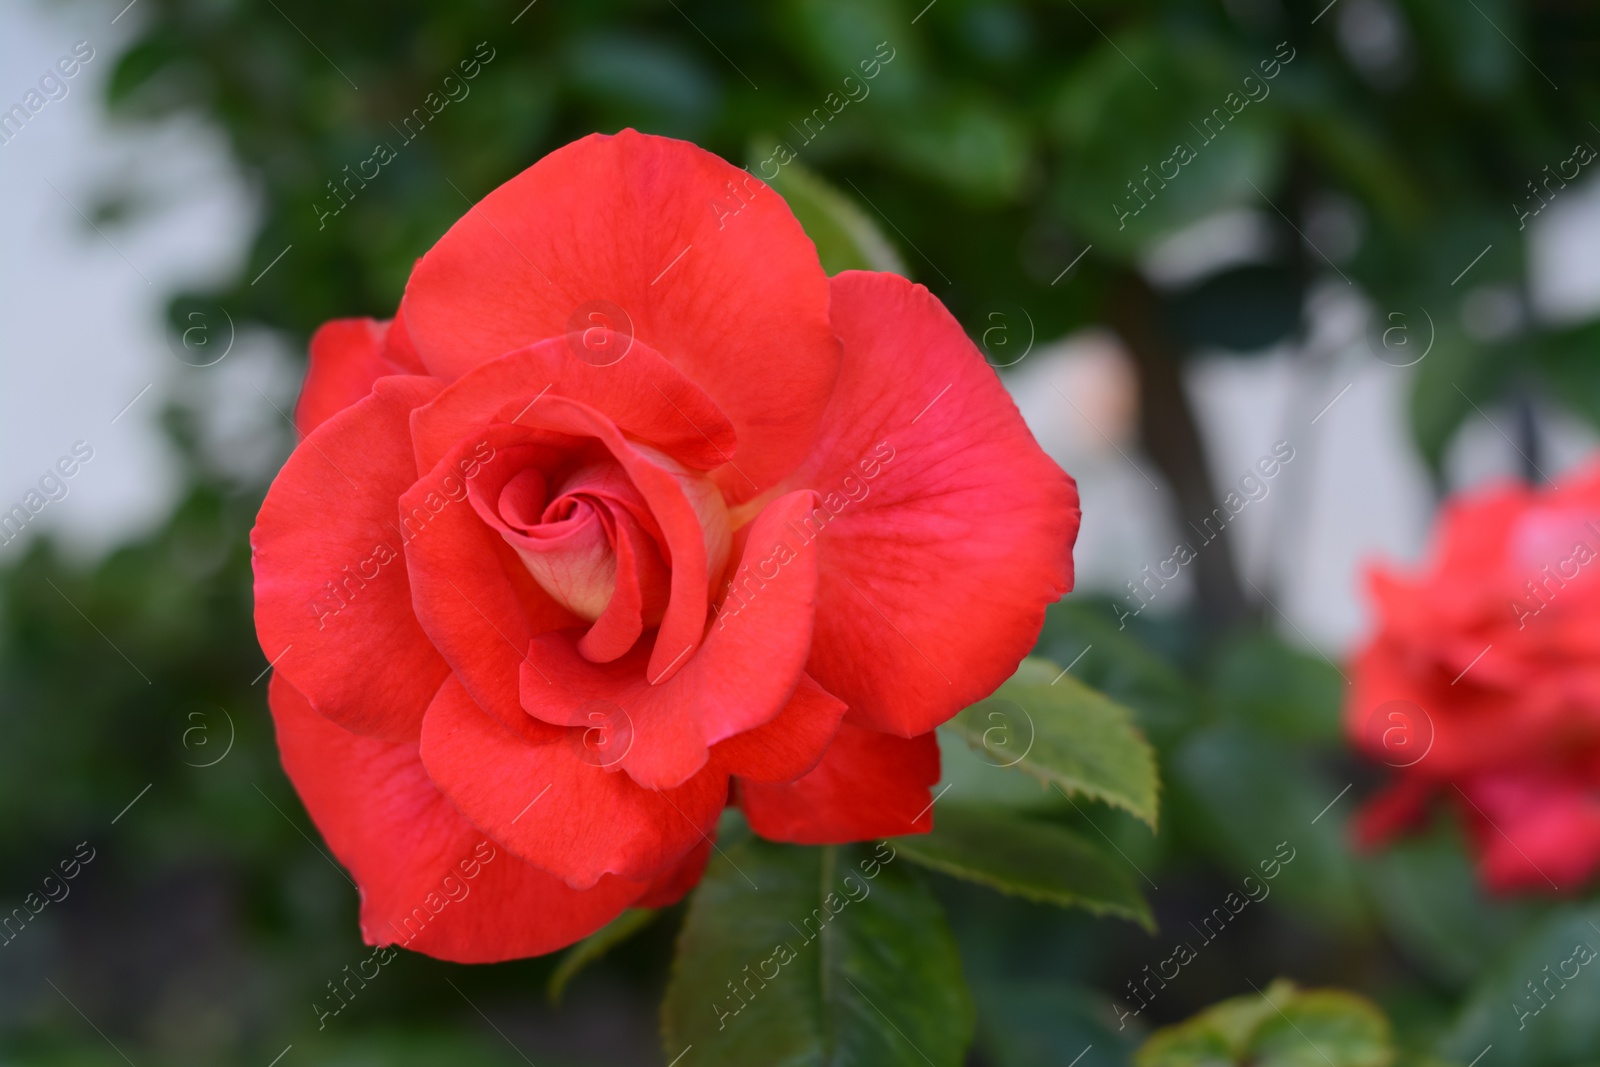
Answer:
251;130;1080;961
1348;462;1600;893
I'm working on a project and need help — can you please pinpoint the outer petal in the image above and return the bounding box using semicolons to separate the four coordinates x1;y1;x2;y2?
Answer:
399;129;840;501
1458;774;1600;894
1350;777;1435;849
788;271;1080;736
710;672;847;784
296;317;427;435
252;376;450;742
418;677;726;889
636;838;713;908
268;673;644;963
737;723;941;844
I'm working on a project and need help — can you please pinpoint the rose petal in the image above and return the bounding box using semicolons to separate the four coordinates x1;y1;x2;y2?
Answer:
737;722;941;844
399;129;839;501
410;336;738;476
401;426;584;733
418;676;726;888
296;317;427;435
710;672;847;783
499;396;726;685
1457;773;1600;894
785;271;1079;737
269;673;644;963
518;490;823;790
253;376;450;742
636;838;713;908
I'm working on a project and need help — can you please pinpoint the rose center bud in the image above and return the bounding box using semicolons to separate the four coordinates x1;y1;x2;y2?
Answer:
492;450;732;643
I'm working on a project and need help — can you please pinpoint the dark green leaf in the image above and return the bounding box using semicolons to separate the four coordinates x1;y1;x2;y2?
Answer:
1168;726;1363;925
1047;31;1286;258
894;805;1152;929
1360;822;1538;988
1207;634;1344;743
546;907;657;1003
1440;904;1600;1067
662;838;973;1066
975;980;1143;1067
759;154;906;275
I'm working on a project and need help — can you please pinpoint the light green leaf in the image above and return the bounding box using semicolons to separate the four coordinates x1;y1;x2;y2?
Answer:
1252;990;1395;1067
893;805;1152;929
546;907;657;1002
942;658;1160;829
1137;979;1394;1067
662;838;973;1067
758;152;906;275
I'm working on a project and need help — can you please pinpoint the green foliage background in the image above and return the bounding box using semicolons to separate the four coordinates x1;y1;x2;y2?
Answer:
5;0;1600;1063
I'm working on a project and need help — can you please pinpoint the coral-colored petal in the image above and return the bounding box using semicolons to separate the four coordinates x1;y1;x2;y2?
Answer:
518;490;823;790
788;271;1079;736
711;672;846;783
636;838;713;908
418;677;726;889
409;336;738;476
502;396;725;686
269;673;644;963
737;723;941;844
579;510;670;662
1458;775;1600;894
1350;778;1435;849
252;376;450;742
399;129;839;501
401;426;584;732
296;318;427;435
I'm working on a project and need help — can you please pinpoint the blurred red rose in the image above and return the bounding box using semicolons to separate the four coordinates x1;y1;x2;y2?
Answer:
251;130;1080;961
1348;462;1600;893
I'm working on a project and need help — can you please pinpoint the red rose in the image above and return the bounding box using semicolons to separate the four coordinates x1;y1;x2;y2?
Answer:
252;131;1079;961
1347;462;1600;893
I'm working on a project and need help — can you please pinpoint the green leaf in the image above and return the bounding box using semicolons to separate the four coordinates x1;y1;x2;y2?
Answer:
1046;31;1286;258
546;907;657;1002
1252;990;1395;1067
893;805;1153;929
1137;979;1394;1067
1207;634;1345;743
974;980;1144;1067
1168;725;1364;926
1439;903;1600;1067
662;838;974;1067
880;93;1032;204
758;152;907;275
942;659;1160;829
1035;599;1196;746
1408;328;1506;475
1360;821;1538;989
1533;319;1600;433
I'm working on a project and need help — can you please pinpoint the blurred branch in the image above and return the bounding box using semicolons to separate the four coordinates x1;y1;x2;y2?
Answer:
1109;269;1252;630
